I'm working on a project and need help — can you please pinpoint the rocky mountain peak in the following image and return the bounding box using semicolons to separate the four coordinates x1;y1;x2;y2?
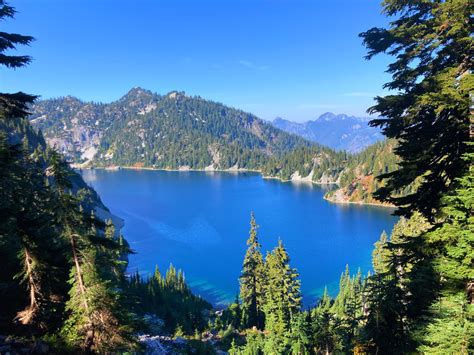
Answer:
120;87;154;102
317;112;337;121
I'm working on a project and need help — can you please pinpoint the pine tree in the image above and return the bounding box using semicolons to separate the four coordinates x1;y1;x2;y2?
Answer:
262;240;301;353
418;149;474;352
239;213;265;329
362;263;407;353
418;292;473;354
290;311;312;354
13;143;57;330
46;151;134;351
372;231;390;274
360;214;435;352
0;1;37;118
312;288;343;354
360;0;473;220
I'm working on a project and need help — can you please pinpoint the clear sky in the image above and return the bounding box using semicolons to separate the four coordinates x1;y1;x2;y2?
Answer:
2;0;392;121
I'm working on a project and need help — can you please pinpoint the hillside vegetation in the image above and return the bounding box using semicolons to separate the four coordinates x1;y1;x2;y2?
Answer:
324;140;399;205
31;89;311;170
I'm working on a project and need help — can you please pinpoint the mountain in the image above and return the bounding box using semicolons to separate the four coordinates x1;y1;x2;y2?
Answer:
324;139;399;205
30;88;313;170
271;113;384;153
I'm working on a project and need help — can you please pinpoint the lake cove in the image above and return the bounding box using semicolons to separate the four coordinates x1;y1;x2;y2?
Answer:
81;169;398;307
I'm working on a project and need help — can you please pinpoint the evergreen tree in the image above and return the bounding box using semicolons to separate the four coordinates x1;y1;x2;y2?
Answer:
372;231;390;274
362;260;407;353
311;288;343;354
0;1;37;118
290;311;312;354
0;132;61;332
360;0;473;220
362;214;436;352
418;292;473;354
262;240;301;353
13;143;57;330
239;213;265;329
47;151;134;351
359;2;473;352
418;149;474;353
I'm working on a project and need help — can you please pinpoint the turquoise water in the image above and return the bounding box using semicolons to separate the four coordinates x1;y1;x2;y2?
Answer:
81;169;397;307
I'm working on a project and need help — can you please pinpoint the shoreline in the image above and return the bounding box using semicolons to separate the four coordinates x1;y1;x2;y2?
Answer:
323;195;395;208
79;165;390;208
82;165;339;185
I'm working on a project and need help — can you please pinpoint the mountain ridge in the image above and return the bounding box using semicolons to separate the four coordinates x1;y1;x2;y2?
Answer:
29;87;313;169
271;113;383;153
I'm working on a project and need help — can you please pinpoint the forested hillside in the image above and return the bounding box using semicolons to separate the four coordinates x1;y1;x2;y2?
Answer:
30;89;311;170
324;139;399;205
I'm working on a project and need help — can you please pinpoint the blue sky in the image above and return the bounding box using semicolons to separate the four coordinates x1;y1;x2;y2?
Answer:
2;0;392;121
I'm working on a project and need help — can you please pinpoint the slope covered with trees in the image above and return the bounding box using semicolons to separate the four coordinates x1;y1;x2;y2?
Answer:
30;90;313;170
324;139;400;205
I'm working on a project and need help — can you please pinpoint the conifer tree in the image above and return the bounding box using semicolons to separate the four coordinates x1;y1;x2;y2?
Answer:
360;0;473;219
13;143;57;330
46;151;134;351
0;1;37;118
0;136;60;331
262;240;301;353
359;3;473;349
239;213;265;329
290;311;312;354
311;288;343;354
418;149;474;352
372;231;390;274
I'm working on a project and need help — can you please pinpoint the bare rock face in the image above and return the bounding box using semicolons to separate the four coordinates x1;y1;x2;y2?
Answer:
29;88;160;165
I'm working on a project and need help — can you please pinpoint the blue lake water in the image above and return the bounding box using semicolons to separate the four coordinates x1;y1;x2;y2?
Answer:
81;169;397;307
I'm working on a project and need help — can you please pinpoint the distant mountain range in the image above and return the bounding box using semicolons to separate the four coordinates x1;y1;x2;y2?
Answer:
271;113;383;153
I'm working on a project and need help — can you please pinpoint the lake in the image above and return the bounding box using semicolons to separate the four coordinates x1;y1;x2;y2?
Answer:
81;169;398;307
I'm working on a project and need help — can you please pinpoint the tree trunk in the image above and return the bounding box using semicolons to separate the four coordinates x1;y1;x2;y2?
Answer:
15;247;39;325
70;234;89;313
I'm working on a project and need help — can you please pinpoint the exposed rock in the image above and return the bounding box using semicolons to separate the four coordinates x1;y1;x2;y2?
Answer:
290;170;313;183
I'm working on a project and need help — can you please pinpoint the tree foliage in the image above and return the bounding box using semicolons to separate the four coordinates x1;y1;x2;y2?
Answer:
360;0;473;219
